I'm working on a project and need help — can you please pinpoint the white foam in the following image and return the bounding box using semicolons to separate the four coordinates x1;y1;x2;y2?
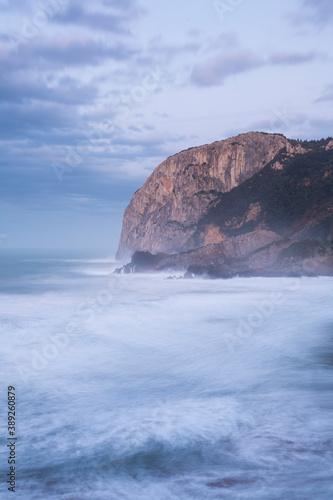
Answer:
0;270;332;499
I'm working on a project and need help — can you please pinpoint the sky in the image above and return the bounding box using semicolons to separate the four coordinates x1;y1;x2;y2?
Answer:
0;0;332;254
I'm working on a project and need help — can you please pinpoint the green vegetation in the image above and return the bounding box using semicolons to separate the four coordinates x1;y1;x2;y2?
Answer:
288;137;332;149
197;141;333;240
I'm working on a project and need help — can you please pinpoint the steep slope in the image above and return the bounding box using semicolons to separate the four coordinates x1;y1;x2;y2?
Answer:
117;132;304;258
192;139;333;247
116;133;333;276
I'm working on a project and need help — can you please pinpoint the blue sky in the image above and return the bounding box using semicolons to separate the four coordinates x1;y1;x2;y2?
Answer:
0;0;332;253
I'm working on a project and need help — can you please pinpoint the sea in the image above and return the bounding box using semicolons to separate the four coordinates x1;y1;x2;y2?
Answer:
0;249;332;499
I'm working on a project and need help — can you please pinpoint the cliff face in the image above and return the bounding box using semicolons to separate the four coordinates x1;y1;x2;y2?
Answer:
116;132;333;277
117;132;302;258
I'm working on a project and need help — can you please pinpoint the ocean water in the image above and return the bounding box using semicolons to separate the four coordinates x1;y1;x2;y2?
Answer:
0;250;333;499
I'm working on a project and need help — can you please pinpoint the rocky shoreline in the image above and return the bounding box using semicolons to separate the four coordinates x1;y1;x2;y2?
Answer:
114;242;333;279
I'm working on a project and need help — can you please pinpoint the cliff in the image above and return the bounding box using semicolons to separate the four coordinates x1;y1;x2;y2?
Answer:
116;132;333;277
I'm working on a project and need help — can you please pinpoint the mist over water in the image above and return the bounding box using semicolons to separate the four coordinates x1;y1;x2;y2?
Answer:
0;251;333;499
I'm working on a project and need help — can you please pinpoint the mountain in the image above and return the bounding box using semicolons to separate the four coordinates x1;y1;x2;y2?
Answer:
116;132;333;277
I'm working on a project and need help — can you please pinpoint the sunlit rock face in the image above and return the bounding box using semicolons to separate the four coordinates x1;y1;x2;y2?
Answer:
116;132;333;276
117;132;293;258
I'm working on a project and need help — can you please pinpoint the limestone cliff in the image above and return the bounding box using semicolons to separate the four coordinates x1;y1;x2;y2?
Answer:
116;132;333;276
117;132;300;258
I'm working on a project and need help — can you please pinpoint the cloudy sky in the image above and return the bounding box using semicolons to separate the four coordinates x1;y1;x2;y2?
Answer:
0;0;332;254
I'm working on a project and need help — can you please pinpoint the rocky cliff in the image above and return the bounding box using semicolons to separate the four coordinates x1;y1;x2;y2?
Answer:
116;132;333;277
117;132;304;258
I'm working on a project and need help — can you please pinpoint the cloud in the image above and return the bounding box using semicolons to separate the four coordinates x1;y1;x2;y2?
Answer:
191;48;321;87
150;38;200;59
289;0;333;28
0;0;30;12
301;0;333;23
101;0;137;9
0;101;84;144
0;72;98;105
316;84;333;103
248;112;306;136
1;34;137;74
243;114;333;143
53;3;141;33
101;0;146;17
207;32;239;51
269;51;318;65
141;36;200;68
0;113;187;220
0;151;140;214
0;36;137;108
191;50;263;86
308;117;333;135
33;38;138;67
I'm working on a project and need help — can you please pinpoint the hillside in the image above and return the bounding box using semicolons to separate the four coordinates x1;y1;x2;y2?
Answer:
116;133;333;277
